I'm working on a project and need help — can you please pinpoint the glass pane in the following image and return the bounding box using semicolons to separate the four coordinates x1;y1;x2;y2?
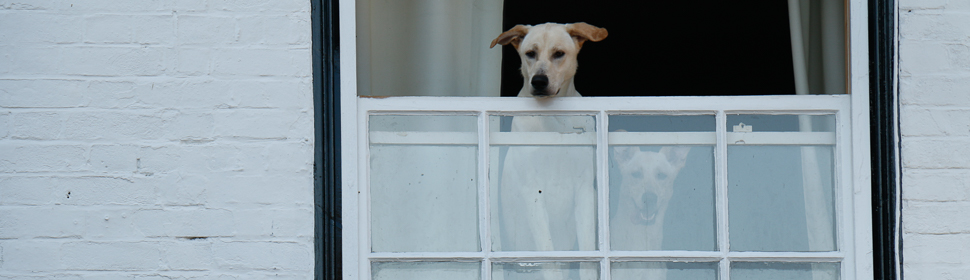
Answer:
492;262;599;280
370;115;479;252
727;114;835;132
612;262;718;280
489;115;597;251
731;262;840;280
609;115;716;251
728;114;837;252
373;261;480;280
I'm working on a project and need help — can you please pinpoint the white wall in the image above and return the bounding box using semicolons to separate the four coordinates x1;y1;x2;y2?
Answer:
899;0;970;279
0;1;315;278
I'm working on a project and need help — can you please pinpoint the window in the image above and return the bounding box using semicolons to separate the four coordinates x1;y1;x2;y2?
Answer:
332;0;878;279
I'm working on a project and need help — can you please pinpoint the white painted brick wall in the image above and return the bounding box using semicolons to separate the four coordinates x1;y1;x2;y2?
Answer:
899;0;970;279
0;1;314;278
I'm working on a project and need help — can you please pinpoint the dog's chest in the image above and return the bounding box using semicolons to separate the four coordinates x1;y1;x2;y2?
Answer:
510;115;594;133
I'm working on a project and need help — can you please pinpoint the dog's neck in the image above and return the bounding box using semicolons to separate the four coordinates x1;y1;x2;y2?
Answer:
517;78;581;98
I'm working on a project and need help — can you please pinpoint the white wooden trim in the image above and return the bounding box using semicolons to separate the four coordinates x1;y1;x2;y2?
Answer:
848;0;875;278
368;131;836;146
338;0;360;279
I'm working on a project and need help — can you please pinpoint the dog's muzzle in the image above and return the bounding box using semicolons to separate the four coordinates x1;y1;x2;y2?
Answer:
531;75;549;95
635;192;660;225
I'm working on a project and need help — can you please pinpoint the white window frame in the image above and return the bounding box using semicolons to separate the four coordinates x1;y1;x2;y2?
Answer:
338;0;873;279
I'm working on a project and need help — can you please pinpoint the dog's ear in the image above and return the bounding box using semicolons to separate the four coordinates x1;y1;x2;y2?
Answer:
612;146;638;165
566;22;608;49
660;146;691;169
490;25;530;49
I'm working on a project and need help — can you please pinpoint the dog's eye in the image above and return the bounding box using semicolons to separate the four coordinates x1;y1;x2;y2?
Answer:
656;172;668;180
631;171;643;179
525;51;537;59
552;51;565;59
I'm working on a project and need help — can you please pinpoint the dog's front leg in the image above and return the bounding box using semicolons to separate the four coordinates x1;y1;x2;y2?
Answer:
575;178;598;280
523;195;568;280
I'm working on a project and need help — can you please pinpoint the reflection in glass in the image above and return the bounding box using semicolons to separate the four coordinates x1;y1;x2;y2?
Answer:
609;115;716;251
493;262;599;280
731;262;840;280
372;261;480;280
727;114;837;252
612;261;718;280
370;115;479;252
490;115;597;252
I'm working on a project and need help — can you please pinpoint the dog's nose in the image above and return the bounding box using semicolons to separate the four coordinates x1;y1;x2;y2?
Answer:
642;192;658;213
531;75;549;91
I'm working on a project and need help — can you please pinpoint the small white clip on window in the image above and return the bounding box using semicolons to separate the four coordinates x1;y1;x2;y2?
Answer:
733;123;753;133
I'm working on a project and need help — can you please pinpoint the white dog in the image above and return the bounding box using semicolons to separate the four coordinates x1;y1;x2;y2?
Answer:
610;145;690;280
490;22;606;280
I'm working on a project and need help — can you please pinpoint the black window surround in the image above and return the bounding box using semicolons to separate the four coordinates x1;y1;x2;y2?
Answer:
311;0;900;278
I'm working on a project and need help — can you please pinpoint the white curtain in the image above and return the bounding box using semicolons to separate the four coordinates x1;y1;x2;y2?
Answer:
357;0;504;97
789;0;846;95
789;2;844;280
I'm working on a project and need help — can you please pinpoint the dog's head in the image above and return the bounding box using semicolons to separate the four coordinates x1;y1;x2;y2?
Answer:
612;146;690;225
490;22;608;97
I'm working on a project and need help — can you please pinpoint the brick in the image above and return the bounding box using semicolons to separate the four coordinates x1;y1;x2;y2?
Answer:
228;79;312;109
899;40;970;75
58;46;172;76
237;15;309;46
0;144;88;173
82;209;144;239
11;111;172;141
0;79;89;108
212;241;311;271
211;49;310;77
899;0;948;10
61;241;160;270
132;15;176;45
904;263;970;280
85;80;142;109
154;173;208;206
904;201;970;234
213;109;311;139
84;15;134;44
904;233;970;264
4;0;174;12
10;112;61;140
231;208;313;238
0;46;62;75
900;106;970;136
0;240;62;271
130;208;234;237
263;142;314;174
134;78;230;109
207;0;307;13
161;240;214;270
0;111;9;139
57;176;152;205
901;138;970;169
900;12;970;41
0;13;83;44
177;16;237;45
134;145;181;174
0;207;84;239
175;48;214;76
899;74;970;106
89;145;140;173
206;175;311;206
0;177;58;205
903;169;970;201
164;110;216;141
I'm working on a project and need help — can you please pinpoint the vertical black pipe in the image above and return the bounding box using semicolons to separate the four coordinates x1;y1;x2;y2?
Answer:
313;0;341;279
869;0;899;279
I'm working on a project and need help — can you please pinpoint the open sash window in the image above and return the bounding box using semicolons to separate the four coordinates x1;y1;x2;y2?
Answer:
338;0;874;279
